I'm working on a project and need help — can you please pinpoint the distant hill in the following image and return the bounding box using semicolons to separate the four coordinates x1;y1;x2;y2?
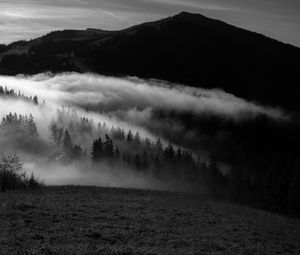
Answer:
1;12;300;111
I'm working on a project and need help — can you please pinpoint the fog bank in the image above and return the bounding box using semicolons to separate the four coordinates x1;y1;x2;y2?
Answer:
0;72;289;191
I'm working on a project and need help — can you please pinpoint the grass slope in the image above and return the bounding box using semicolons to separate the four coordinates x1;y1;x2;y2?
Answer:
0;186;299;254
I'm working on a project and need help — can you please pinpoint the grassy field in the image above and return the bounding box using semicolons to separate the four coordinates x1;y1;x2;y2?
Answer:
0;186;299;255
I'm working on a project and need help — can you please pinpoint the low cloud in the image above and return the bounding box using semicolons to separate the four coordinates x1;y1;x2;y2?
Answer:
0;72;289;189
23;160;191;192
0;72;287;149
1;72;286;120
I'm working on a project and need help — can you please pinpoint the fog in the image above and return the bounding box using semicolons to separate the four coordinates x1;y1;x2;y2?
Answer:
23;160;194;193
0;72;286;136
0;72;288;191
2;72;285;120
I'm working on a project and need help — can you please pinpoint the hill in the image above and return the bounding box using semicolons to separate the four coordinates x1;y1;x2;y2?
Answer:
0;186;299;254
0;12;300;111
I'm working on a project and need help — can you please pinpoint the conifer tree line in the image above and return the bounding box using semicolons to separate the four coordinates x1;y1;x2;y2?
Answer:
46;108;300;217
0;85;41;105
0;104;299;217
0;112;41;152
47;108;212;183
0;112;39;138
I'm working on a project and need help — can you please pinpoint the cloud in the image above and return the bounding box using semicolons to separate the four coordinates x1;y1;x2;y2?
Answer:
0;72;290;190
0;72;287;151
1;72;286;120
23;160;190;192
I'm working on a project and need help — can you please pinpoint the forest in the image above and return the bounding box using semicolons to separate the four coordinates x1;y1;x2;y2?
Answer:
0;85;40;104
0;82;299;218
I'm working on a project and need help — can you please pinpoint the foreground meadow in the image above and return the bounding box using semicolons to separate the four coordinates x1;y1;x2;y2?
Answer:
0;186;299;255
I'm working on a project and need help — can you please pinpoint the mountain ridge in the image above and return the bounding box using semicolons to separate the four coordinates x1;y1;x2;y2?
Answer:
0;12;299;111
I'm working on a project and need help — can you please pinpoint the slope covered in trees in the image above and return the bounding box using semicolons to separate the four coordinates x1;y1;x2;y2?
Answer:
0;86;40;105
46;107;300;217
0;85;299;217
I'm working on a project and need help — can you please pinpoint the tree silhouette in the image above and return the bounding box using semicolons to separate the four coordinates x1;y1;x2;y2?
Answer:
134;132;141;144
63;129;73;154
127;130;133;142
49;121;63;148
33;95;39;105
91;138;103;162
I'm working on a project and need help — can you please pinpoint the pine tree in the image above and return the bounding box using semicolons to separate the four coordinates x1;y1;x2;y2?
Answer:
33;95;39;105
104;134;114;157
63;129;73;154
27;114;38;137
91;138;103;162
127;130;133;142
49;121;63;148
164;144;175;160
134;132;141;144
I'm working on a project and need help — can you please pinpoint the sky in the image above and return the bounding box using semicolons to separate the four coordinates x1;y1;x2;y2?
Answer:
0;0;299;47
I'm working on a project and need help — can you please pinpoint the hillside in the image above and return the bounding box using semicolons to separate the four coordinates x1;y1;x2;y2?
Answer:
0;12;300;111
0;186;299;254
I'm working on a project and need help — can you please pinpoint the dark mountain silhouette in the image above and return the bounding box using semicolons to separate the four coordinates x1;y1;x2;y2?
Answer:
1;12;300;111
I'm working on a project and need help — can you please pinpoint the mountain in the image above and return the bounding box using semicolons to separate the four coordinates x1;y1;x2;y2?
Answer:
1;12;300;111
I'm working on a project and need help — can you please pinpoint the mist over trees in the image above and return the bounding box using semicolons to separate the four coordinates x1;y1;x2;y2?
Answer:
0;84;299;217
0;112;42;151
46;107;300;217
0;86;40;105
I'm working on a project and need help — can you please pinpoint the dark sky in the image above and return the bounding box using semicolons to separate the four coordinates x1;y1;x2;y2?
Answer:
1;0;299;47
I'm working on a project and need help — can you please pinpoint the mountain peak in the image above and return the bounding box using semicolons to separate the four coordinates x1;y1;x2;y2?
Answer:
171;11;212;24
176;11;192;16
174;11;206;19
